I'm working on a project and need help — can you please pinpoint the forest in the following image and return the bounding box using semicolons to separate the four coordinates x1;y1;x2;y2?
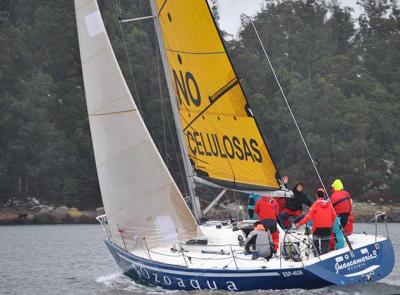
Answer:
0;0;399;209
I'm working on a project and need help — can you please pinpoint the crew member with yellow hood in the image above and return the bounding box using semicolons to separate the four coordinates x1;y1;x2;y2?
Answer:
330;179;352;227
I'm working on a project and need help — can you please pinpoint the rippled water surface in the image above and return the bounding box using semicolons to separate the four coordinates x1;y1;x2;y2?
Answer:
0;223;398;295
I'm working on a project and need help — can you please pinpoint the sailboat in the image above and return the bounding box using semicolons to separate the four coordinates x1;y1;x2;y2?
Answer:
74;0;395;291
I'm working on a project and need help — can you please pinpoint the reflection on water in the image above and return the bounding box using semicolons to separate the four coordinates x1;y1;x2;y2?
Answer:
0;223;398;295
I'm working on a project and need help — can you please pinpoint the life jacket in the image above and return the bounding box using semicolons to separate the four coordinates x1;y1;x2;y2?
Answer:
271;199;280;215
330;190;351;215
298;199;336;233
275;197;286;213
344;212;354;235
254;196;277;220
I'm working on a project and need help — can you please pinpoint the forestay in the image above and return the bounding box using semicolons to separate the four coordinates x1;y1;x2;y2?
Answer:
153;0;281;191
74;0;198;249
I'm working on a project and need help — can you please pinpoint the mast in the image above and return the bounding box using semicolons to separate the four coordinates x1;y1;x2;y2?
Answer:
149;0;201;221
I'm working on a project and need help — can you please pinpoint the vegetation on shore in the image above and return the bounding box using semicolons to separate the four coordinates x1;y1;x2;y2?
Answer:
0;0;399;210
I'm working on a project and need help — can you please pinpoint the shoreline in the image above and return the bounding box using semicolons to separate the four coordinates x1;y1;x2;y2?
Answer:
1;201;400;225
0;206;103;225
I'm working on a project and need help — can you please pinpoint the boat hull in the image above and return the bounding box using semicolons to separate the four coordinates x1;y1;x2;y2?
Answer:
104;238;394;291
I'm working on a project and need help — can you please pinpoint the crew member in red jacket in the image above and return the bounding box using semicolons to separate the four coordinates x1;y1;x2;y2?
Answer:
330;179;352;227
254;195;279;252
296;189;336;255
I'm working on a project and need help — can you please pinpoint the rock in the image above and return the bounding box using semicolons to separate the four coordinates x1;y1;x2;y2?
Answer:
68;208;82;218
50;206;69;222
388;208;400;222
33;211;55;223
349;201;400;222
26;213;35;222
0;203;100;224
37;207;51;215
0;209;18;224
79;211;97;223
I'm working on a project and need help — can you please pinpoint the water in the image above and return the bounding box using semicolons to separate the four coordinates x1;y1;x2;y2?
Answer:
0;223;398;295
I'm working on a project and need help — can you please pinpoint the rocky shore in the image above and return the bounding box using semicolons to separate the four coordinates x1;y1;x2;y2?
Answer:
351;201;400;222
0;206;104;225
0;200;399;225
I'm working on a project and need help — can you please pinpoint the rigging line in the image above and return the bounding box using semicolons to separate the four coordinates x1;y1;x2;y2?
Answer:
188;155;209;165
179;112;198;133
183;78;239;132
154;31;168;165
138;0;146;16
247;16;353;251
165;97;189;196
232;190;238;207
116;0;144;115
120;15;155;23
89;109;134;116
246;16;328;195
165;48;226;55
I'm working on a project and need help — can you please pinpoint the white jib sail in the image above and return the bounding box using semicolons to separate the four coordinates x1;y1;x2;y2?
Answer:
74;0;199;250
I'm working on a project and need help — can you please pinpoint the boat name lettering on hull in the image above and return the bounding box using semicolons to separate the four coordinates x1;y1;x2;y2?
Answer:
335;250;378;274
138;266;238;290
186;130;262;162
282;270;303;277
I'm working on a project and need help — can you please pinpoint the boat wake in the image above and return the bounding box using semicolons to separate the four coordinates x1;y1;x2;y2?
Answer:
95;273;299;294
96;273;399;295
96;273;178;294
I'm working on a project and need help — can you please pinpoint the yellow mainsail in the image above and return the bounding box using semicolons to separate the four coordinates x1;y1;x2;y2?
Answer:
156;0;281;191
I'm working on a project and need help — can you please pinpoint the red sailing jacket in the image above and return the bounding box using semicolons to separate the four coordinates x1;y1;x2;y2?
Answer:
298;199;336;233
330;190;351;215
344;212;354;235
274;197;286;213
271;199;280;215
255;196;277;220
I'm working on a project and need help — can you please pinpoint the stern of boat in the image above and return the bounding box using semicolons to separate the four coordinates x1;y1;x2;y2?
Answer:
306;237;395;285
306;211;395;285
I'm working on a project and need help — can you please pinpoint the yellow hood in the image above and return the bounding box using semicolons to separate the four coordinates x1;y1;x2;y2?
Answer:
331;179;344;191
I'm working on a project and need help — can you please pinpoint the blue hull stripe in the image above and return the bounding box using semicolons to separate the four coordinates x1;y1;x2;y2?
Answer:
116;253;281;277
